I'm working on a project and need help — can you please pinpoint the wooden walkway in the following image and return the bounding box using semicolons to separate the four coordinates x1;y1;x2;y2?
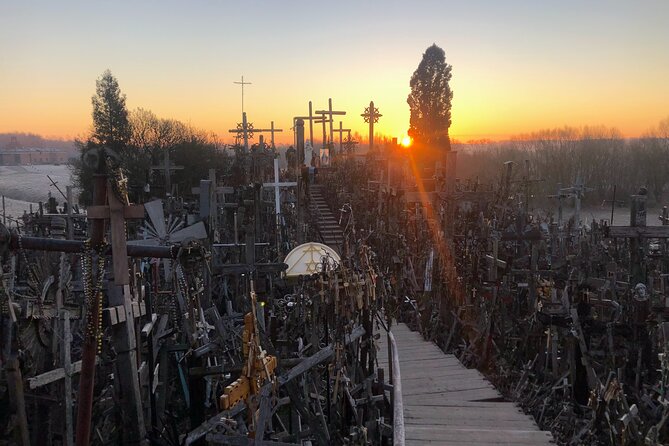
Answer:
378;323;554;445
308;184;344;249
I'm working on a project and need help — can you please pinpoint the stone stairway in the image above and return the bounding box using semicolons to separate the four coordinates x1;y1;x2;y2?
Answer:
308;184;344;250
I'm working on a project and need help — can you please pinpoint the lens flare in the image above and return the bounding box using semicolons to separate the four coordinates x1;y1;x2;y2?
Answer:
401;136;412;147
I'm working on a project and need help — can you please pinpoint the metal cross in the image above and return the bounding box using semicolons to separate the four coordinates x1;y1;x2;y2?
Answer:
233;76;252;114
361;101;382;151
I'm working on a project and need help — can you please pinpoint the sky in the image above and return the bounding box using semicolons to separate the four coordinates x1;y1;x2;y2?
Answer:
1;0;668;145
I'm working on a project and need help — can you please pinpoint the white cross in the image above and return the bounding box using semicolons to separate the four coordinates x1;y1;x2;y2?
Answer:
263;158;297;216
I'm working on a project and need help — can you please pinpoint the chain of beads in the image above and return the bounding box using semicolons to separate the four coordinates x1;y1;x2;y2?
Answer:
81;238;107;353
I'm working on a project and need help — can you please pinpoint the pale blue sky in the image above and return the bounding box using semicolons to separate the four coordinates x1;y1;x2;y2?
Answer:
1;0;668;142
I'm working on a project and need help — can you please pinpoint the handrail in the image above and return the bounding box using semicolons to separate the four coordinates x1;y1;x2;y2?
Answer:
387;330;405;446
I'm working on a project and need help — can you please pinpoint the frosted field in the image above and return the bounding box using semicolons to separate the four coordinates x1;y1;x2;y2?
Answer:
0;164;76;222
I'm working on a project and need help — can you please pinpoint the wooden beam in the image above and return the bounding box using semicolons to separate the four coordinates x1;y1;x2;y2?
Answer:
28;357;99;389
86;204;145;220
607;226;669;238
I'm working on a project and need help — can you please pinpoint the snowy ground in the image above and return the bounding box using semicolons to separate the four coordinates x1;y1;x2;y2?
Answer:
0;164;76;223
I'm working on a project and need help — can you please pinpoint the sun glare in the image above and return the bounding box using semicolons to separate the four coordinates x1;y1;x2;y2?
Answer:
401;135;412;147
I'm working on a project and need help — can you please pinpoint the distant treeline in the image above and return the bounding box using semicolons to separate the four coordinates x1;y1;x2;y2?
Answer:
453;121;669;206
0;133;77;152
72;108;232;205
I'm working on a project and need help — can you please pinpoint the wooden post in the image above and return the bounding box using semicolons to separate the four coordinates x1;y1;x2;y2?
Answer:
62;311;74;446
309;101;314;148
296;119;306;244
315;99;346;152
66;186;74;240
107;185;147;444
630;193;647;284
6;358;30;446
332;121;351;154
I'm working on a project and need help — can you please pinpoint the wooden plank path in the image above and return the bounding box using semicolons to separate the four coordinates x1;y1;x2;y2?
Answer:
308;184;344;248
378;323;554;445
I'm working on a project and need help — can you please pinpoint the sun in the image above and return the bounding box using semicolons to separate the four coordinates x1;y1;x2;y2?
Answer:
401;136;412;147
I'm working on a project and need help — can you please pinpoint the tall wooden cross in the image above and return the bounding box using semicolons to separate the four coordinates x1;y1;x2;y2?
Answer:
332;121;351;154
150;147;184;195
262;158;297;257
233;75;251;114
315;98;346;149
80;175;149;445
361;101;382;151
0;166;177;445
293;101;324;148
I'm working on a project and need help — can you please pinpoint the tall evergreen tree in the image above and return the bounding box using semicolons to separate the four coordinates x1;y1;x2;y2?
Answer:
71;70;130;204
91;69;131;152
407;44;453;147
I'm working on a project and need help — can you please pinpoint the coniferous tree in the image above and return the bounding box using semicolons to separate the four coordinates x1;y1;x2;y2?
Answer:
91;69;131;152
71;70;131;204
407;44;453;148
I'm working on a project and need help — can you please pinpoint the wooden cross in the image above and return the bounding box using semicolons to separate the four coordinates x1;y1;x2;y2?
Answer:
150;147;184;196
511;160;543;216
553;176;591;226
0;169;176;445
606;193;669;284
80;176;148;444
332;121;351;154
315;98;346;149
263;158;297;257
361;101;382;151
293;116;330;150
293;101;327;148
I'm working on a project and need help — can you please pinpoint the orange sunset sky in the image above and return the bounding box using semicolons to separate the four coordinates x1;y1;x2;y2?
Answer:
1;1;668;145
